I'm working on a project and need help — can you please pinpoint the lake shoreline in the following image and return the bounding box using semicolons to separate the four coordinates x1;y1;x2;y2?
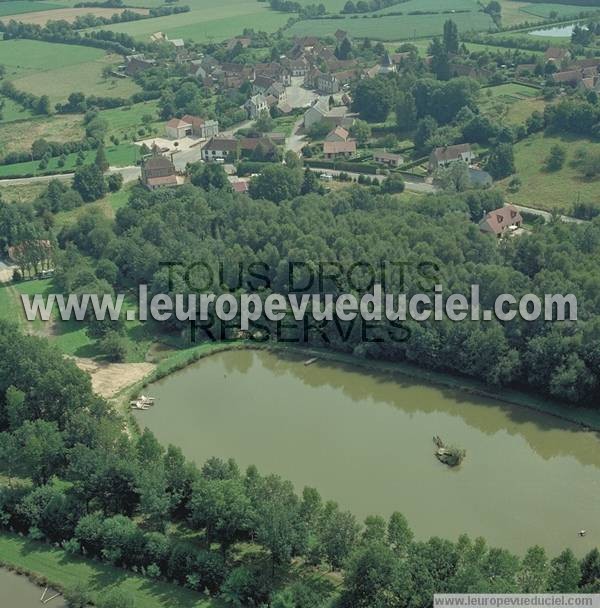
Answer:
126;341;600;433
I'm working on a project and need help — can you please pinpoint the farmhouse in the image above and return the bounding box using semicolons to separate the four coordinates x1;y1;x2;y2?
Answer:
323;140;356;160
140;146;179;190
479;205;523;238
373;151;404;168
165;118;189;140
124;54;155;76
303;101;351;130
429;144;474;171
165;116;218;139
325;126;349;142
202;137;239;161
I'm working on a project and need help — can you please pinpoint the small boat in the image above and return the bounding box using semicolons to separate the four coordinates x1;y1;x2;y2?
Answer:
579;530;587;537
304;357;318;366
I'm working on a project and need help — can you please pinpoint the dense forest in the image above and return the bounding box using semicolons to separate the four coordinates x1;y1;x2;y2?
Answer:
1;322;600;607
26;181;599;407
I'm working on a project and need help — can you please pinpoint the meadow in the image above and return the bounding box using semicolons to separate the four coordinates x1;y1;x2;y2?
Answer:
0;40;139;103
0;1;64;18
100;100;161;140
285;11;495;41
87;0;291;43
0;114;84;158
498;133;600;211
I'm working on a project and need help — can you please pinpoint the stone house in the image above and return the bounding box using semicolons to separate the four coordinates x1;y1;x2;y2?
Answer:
429;144;474;171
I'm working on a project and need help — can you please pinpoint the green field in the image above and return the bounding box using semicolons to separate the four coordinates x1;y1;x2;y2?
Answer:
285;11;495;41
88;0;291;43
0;143;139;177
499;133;600;211
100;100;161;140
373;0;480;15
0;96;32;123
0;533;216;608
0;1;64;17
0;39;139;102
517;2;593;19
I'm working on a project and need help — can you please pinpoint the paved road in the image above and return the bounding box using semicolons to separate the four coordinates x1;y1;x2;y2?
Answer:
307;167;437;194
512;203;586;224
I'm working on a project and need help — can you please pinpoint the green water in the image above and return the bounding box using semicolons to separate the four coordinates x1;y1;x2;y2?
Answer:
0;569;66;607
135;350;600;555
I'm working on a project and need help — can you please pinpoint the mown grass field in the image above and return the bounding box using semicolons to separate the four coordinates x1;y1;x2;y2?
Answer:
0;39;104;78
0;533;218;608
0;1;64;17
0;143;139;177
0;114;84;158
87;0;291;43
498;133;600;211
373;0;479;15
0;40;139;103
285;11;495;41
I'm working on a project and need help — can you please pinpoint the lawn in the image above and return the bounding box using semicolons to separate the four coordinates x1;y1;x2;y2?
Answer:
0;114;84;159
498;133;600;211
0;533;218;608
285;11;495;41
0;1;64;17
87;0;291;43
0;143;139;177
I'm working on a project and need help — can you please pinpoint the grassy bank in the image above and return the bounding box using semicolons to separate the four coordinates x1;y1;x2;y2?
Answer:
0;533;218;607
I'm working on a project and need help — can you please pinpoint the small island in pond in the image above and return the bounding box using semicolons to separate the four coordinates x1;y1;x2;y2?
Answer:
433;436;466;467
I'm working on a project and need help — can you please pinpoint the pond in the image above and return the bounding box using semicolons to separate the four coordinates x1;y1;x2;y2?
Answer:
0;569;66;607
529;24;582;37
135;350;600;556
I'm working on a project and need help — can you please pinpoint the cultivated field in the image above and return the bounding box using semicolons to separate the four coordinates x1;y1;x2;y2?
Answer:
0;6;148;25
285;11;495;41
0;114;84;158
499;133;600;210
87;0;291;43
